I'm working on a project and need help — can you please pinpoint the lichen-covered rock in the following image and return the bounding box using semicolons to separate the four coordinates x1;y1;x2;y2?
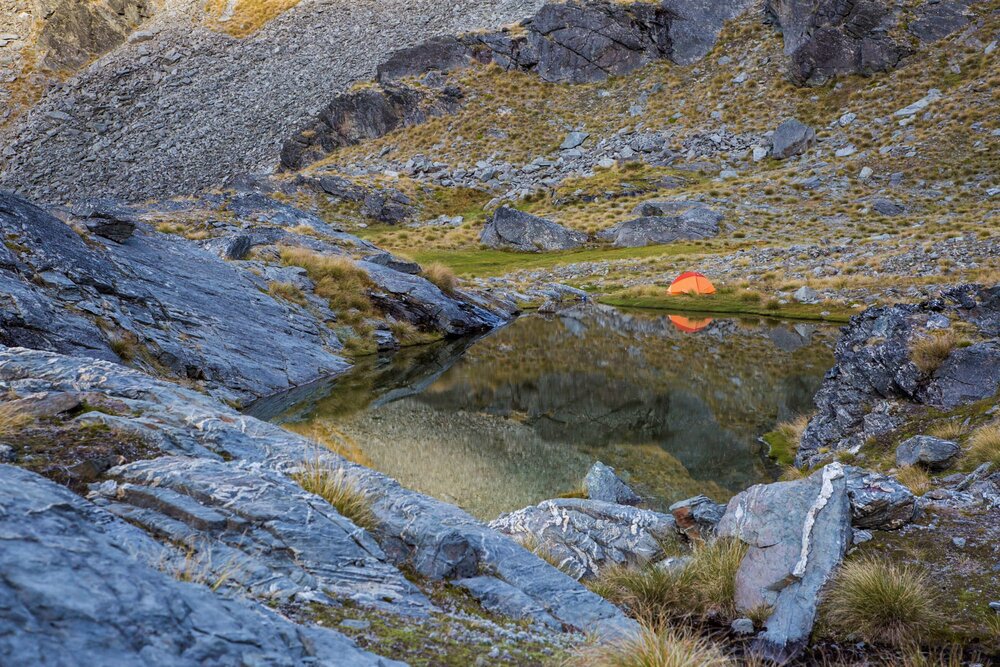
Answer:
717;464;852;662
490;498;679;579
896;435;961;471
480;206;586;252
597;200;721;247
585;461;641;505
0;464;400;667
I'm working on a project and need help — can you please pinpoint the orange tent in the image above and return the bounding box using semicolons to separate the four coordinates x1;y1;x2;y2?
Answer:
668;271;716;296
669;315;713;333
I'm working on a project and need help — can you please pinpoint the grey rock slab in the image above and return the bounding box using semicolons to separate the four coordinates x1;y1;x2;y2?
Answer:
717;464;852;662
454;576;561;628
0;464;401;667
843;466;916;529
770;118;816;159
584;461;640;505
923;341;1000;410
480;206;586;252
0;347;631;638
560;131;589;150
896;435;961;471
491;498;679;580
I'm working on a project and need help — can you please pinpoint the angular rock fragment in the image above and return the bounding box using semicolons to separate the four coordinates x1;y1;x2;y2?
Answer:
770;118;815;159
584;461;641;506
843;466;916;529
896;435;961;471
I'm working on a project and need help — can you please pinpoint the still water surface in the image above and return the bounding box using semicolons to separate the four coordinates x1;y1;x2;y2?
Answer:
255;306;836;520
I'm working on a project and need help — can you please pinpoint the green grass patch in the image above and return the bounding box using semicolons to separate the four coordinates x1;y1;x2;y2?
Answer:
600;291;857;323
404;243;707;277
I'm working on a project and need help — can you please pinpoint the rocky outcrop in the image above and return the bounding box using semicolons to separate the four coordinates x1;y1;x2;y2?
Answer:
718;464;852;662
283;0;755;170
35;0;155;72
491;498;681;579
843;466;915;530
896;435;960;470
0;190;511;405
0;463;400;667
0;347;635;640
480;206;586;252
597;201;721;247
797;285;1000;467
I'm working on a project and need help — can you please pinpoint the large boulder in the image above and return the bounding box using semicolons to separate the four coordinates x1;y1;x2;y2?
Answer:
0;464;399;667
480;207;586;252
896;435;961;471
491;498;680;580
597;201;721;247
717;464;852;662
844;466;916;530
923;342;1000;409
770;118;816;159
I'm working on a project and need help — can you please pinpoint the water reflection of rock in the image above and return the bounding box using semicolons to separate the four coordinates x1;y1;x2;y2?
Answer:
274;308;835;520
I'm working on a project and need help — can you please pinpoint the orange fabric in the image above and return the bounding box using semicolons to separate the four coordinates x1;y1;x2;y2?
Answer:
669;315;713;333
667;272;716;295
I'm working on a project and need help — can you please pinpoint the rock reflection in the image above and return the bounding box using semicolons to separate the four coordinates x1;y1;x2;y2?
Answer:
268;305;836;520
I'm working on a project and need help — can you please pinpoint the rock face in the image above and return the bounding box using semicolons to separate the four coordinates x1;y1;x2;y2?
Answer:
896;435;961;470
584;461;641;505
0;464;400;667
35;0;155;72
717;464;852;662
597;200;721;247
766;0;909;85
480;206;586;252
491;498;680;579
770;118;816;159
669;495;727;542
0;190;511;405
797;286;1000;467
0;347;635;640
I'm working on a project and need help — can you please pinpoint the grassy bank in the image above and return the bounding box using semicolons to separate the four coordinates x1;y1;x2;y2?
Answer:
600;291;858;323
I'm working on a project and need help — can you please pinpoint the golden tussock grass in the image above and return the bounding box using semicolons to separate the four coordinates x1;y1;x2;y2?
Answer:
292;458;378;531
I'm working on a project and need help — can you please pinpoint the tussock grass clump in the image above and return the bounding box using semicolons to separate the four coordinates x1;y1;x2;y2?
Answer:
422;262;458;293
167;548;242;592
293;459;378;531
896;465;932;496
589;539;747;623
0;401;33;437
268;281;306;305
571;624;731;667
822;556;940;647
279;247;375;322
910;330;962;375
763;414;811;466
207;0;301;37
967;422;1000;468
928;421;967;441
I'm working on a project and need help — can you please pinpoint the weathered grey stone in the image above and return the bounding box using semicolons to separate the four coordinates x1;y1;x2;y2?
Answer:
923;342;1000;409
896;435;961;471
793;286;820;304
491;498;679;580
770;118;815;159
454;576;561;628
72;199;137;243
364;251;422;275
560;131;589;149
872;198;906;216
597;201;722;248
717;464;851;662
731;618;755;635
669;494;726;542
0;464;400;667
843;466;916;529
480;207;586;252
584;461;640;506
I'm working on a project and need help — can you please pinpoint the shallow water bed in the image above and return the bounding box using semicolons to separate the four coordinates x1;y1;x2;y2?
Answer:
258;306;836;521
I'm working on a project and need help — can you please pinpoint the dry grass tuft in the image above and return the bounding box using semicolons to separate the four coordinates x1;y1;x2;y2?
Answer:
268;280;306;305
279;247;375;323
822;556;941;647
0;400;33;437
910;331;961;375
292;459;378;531
422;262;459;294
895;465;933;496
570;624;731;667
927;421;967;441
967;422;1000;468
207;0;302;37
589;538;747;624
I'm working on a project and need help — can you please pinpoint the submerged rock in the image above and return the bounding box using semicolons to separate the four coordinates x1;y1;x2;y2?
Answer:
718;464;852;662
480;207;586;252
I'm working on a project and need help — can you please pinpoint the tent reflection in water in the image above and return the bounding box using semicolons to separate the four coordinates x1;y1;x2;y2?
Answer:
667;271;716;296
668;314;713;333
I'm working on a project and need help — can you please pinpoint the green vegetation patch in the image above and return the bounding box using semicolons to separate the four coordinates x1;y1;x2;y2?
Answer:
599;291;858;323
